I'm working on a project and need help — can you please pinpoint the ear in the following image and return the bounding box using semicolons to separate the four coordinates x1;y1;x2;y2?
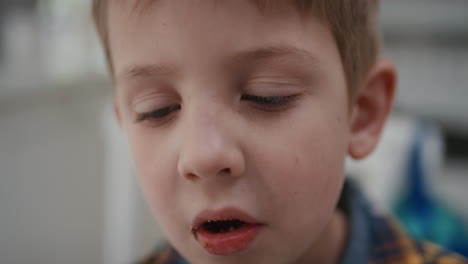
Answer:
348;58;397;160
112;95;123;128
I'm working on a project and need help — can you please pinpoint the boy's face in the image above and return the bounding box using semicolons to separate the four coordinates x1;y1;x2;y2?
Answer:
109;1;354;263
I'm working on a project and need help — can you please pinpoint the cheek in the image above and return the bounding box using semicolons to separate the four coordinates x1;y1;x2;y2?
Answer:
255;99;349;234
125;128;179;219
293;107;348;205
271;122;347;210
125;129;189;246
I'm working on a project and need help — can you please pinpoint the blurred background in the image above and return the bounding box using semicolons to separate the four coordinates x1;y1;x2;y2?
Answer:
0;0;467;263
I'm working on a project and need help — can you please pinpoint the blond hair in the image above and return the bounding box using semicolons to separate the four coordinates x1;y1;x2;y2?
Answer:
92;0;380;91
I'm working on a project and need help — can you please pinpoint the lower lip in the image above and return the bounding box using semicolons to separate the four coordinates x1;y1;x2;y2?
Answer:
196;224;262;255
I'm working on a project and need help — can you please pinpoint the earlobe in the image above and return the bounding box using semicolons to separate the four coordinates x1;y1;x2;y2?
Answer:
348;58;397;160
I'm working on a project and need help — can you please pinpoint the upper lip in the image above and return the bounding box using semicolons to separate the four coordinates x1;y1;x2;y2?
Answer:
191;207;261;233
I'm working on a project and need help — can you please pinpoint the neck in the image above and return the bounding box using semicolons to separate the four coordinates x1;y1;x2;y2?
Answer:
296;209;348;264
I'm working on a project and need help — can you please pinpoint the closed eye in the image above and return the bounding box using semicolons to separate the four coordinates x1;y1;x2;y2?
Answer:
135;104;181;123
241;94;300;111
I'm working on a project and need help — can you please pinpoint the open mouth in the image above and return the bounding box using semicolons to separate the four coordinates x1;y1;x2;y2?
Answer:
191;208;263;255
194;219;247;234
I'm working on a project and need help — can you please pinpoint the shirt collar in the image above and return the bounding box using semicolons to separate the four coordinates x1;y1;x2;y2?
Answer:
338;178;372;264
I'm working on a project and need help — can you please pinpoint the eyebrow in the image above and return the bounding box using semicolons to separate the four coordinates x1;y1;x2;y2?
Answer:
117;44;318;82
230;44;319;66
117;63;176;82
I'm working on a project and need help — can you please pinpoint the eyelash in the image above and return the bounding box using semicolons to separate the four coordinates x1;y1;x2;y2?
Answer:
135;105;181;123
135;94;299;123
241;94;299;111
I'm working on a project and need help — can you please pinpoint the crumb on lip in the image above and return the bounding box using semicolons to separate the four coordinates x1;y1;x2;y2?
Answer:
190;224;199;235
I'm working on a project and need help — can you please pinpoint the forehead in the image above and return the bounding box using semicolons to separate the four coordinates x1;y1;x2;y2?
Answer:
107;0;340;82
113;0;315;16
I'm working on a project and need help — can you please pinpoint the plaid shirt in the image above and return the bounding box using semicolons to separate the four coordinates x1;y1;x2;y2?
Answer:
138;180;467;264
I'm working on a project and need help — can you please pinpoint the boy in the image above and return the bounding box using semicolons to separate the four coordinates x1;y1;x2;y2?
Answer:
92;0;467;263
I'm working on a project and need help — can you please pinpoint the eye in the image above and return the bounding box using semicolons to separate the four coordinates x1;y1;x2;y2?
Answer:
135;104;181;123
241;94;299;111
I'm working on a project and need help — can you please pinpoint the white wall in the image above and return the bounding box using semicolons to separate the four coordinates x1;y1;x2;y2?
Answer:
0;81;108;264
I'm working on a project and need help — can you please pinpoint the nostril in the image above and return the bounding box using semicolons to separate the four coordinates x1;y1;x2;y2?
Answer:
183;168;232;181
220;168;231;175
185;173;198;180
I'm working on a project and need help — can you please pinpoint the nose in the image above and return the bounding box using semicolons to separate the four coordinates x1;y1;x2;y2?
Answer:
177;111;245;181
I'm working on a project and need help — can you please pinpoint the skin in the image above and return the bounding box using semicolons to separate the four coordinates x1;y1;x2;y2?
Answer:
108;1;396;263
